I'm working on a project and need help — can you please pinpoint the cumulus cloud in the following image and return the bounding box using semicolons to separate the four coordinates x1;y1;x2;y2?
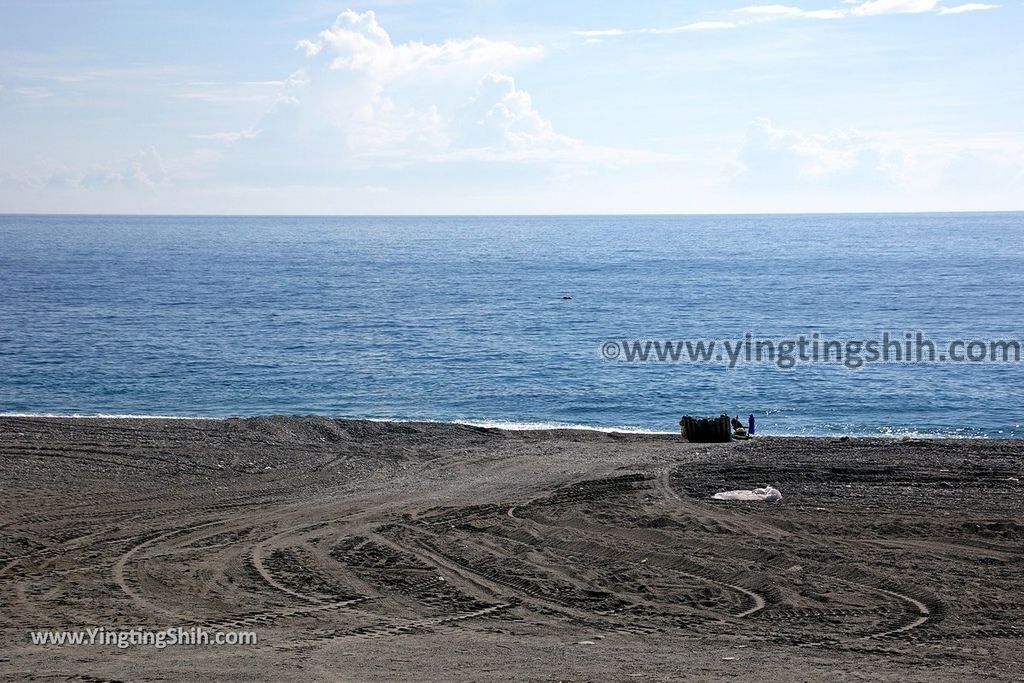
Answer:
269;9;551;160
733;118;1024;205
469;74;569;149
738;118;883;180
342;72;676;165
448;73;583;162
127;147;169;187
298;9;542;83
168;8;668;180
3;147;170;191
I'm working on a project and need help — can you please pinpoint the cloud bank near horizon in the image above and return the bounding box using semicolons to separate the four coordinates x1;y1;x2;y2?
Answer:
0;3;1019;213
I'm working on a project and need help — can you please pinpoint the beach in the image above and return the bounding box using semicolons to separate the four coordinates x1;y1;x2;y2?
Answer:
0;415;1021;681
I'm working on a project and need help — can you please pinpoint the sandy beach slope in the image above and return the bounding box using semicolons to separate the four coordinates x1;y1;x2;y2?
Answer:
0;416;1021;681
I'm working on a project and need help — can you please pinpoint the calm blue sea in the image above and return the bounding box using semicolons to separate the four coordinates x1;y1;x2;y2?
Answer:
1;213;1022;437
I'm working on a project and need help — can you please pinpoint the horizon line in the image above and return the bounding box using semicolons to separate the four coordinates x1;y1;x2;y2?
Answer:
2;209;1022;219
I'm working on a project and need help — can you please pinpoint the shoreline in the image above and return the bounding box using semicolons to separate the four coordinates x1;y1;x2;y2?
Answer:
0;412;1007;440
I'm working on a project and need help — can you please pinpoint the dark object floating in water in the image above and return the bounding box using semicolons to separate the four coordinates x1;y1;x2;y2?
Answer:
561;295;572;300
679;414;733;443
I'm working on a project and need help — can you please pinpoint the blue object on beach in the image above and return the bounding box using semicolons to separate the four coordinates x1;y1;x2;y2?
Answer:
748;414;756;436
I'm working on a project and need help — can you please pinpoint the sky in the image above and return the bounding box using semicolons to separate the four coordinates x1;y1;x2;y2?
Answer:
0;0;1021;214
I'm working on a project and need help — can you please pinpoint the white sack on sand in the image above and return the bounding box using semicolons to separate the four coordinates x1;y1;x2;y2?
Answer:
712;486;782;503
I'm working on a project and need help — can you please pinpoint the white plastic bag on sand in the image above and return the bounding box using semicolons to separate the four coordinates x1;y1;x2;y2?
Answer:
712;486;782;503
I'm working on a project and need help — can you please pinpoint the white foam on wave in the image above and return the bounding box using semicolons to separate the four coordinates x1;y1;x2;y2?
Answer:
0;411;673;433
766;428;990;440
873;428;991;440
0;412;1002;438
361;416;677;434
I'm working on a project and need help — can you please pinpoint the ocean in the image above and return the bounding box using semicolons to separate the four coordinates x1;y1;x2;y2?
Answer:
1;213;1021;437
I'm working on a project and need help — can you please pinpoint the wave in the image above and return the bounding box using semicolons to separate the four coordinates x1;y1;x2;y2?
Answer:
364;416;677;435
0;411;676;434
0;412;1006;438
766;427;991;439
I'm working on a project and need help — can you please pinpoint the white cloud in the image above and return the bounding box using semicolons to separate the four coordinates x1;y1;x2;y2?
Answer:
939;3;999;14
189;10;664;172
280;9;545;159
127;147;168;187
734;118;1024;203
188;80;286;87
177;91;276;104
850;0;1002;16
191;128;261;142
15;86;54;99
572;29;626;37
298;9;542;83
349;72;678;165
4;147;171;191
738;118;878;179
572;0;1001;43
734;5;848;19
573;21;735;37
296;39;323;58
851;0;939;16
457;73;576;157
644;21;737;33
476;75;559;138
8;64;192;86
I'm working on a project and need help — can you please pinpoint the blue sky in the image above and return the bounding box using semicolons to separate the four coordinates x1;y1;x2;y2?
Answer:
0;0;1020;213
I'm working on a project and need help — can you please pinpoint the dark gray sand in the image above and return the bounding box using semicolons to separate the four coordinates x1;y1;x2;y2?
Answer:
0;416;1021;681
